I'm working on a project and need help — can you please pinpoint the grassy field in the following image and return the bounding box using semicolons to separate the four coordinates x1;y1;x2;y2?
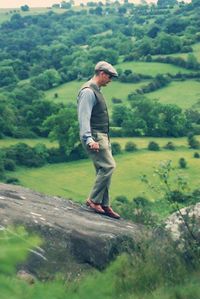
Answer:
12;148;200;202
45;80;148;109
1;136;199;150
116;61;194;76
146;80;200;109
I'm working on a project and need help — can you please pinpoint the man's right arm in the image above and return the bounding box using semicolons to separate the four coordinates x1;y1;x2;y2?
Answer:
77;88;96;145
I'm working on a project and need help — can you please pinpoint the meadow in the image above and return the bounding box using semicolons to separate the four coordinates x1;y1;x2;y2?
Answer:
1;135;199;149
116;61;194;76
11;145;200;202
146;80;200;109
45;58;200;111
45;80;148;109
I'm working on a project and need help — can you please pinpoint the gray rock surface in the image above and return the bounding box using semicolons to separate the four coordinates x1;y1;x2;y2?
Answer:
0;183;148;279
165;203;200;244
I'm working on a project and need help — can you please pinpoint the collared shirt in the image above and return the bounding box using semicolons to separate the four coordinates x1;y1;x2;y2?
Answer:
77;87;97;144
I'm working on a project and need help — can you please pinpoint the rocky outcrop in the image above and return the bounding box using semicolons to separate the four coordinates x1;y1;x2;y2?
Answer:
165;203;200;244
0;183;148;279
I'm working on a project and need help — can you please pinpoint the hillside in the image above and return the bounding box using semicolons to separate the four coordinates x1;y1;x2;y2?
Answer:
0;0;200;187
1;2;200;298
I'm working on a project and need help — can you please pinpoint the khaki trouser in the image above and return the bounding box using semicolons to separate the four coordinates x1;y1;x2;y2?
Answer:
82;132;116;206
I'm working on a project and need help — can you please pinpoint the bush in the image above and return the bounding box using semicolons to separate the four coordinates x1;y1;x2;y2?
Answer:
187;134;200;149
193;152;200;158
113;195;157;226
169;190;188;203
148;141;160;151
125;141;137;152
4;159;16;171
164;141;176;150
111;142;122;155
6;177;20;184
109;127;123;137
5;143;49;167
47;147;67;163
179;157;187;169
112;97;122;104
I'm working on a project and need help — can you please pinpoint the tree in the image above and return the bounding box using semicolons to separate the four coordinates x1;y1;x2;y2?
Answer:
186;54;199;70
0;104;16;137
89;46;119;65
191;0;200;8
155;33;182;54
187;134;200;149
112;105;129;127
43;105;79;155
31;69;61;90
157;0;177;7
165;17;188;34
20;5;29;11
0;66;18;87
137;38;153;56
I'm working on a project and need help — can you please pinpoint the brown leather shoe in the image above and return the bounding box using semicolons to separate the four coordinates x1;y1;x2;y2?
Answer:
86;199;105;214
102;206;120;219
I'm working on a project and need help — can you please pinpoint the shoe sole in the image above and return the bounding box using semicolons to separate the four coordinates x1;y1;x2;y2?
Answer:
86;201;105;214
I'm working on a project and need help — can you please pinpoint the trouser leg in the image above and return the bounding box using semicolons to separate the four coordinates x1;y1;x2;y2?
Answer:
83;134;116;205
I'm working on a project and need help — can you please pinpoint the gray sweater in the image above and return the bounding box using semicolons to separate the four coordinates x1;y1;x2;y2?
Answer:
77;87;97;144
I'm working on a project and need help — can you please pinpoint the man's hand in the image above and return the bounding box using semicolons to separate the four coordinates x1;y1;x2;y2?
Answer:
88;141;99;152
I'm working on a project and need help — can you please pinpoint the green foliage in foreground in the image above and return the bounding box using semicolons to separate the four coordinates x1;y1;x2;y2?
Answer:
1;226;200;299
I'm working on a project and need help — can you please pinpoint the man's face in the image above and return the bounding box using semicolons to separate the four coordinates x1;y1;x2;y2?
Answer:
99;71;113;86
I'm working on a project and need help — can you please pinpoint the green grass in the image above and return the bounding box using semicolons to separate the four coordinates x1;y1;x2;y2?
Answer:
45;80;148;109
1;135;199;150
12;148;200;203
146;80;200;109
0;138;58;148
0;9;11;24
116;61;193;76
1;136;198;150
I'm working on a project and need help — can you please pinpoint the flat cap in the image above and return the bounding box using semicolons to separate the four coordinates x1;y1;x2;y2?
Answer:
95;61;118;77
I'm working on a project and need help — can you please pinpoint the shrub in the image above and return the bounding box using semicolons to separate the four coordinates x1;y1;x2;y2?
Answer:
112;97;122;104
170;190;188;203
4;159;16;171
6;177;20;184
164;141;176;150
115;195;129;204
47;147;67;163
125;141;137;152
148;141;160;151
109;127;123;137
113;195;157;226
179;157;187;169
111;142;122;155
194;152;200;158
187;134;200;149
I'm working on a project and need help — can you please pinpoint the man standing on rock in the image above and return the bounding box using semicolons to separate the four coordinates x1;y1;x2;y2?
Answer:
77;61;120;219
